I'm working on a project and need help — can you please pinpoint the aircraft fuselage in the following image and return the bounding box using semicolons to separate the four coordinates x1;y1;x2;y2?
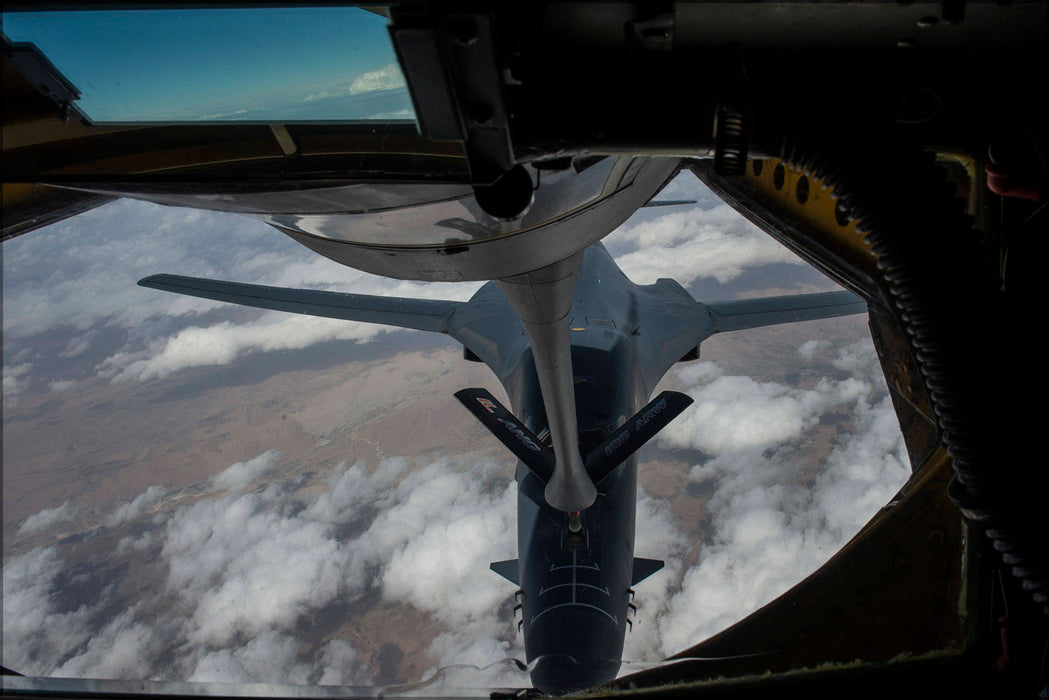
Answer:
499;249;669;693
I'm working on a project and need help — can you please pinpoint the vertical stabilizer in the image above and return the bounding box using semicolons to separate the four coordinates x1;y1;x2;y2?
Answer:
631;558;664;586
490;559;520;585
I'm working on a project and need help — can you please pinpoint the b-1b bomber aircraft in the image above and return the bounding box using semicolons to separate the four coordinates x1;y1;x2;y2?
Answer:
141;239;864;694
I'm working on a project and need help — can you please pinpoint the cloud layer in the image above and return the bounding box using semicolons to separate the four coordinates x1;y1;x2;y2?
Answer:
652;342;910;653
5;332;909;685
4;450;526;687
17;501;77;535
348;63;407;95
3;171;823;394
4;172;910;689
3;198;480;386
603;183;807;286
661;367;868;454
304;63;407;102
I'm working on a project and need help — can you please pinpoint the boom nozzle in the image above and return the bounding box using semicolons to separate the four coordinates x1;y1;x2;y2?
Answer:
544;459;597;512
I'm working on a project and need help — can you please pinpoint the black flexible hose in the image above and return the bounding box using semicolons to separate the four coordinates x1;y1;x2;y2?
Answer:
774;126;1047;617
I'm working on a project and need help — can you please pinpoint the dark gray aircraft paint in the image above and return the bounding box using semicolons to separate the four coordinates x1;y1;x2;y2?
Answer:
140;242;866;694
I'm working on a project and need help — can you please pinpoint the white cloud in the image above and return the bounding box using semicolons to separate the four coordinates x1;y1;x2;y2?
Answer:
2;548;90;674
60;333;96;358
3;545;167;679
2;201;249;340
303;64;407;103
326;456;523;681
105;486;167;528
208;450;281;493
0;450;519;684
154;451;521;682
99;315;391;383
812;393;911;535
335;456;523;680
3;451;396;683
673;361;723;387
659;362;868;454
653;345;910;655
3;362;32;407
830;339;882;377
308;456;525;685
305;458;408;524
621;488;689;664
304;457;524;680
347;64;406;95
188;631;313;684
798;338;830;361
376;459;516;622
3;197;487;386
18;501;77;535
51;607;161;679
161;486;350;647
49;379;77;393
606;204;805;285
303;90;334;103
117;529;162;554
364;109;415;120
1;546;161;679
317;638;366;686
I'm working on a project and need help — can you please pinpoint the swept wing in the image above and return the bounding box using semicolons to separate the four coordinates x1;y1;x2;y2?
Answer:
705;290;866;333
138;274;463;334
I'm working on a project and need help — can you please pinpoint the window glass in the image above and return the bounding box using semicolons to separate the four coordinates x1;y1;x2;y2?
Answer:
2;171;910;687
1;8;415;123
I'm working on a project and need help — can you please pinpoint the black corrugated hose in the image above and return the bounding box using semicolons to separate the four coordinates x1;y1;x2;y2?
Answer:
773;124;1047;619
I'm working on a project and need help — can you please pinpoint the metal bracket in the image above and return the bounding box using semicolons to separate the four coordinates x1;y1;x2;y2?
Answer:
390;10;515;186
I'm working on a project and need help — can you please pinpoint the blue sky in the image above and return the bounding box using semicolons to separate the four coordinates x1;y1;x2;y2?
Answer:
1;8;408;121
